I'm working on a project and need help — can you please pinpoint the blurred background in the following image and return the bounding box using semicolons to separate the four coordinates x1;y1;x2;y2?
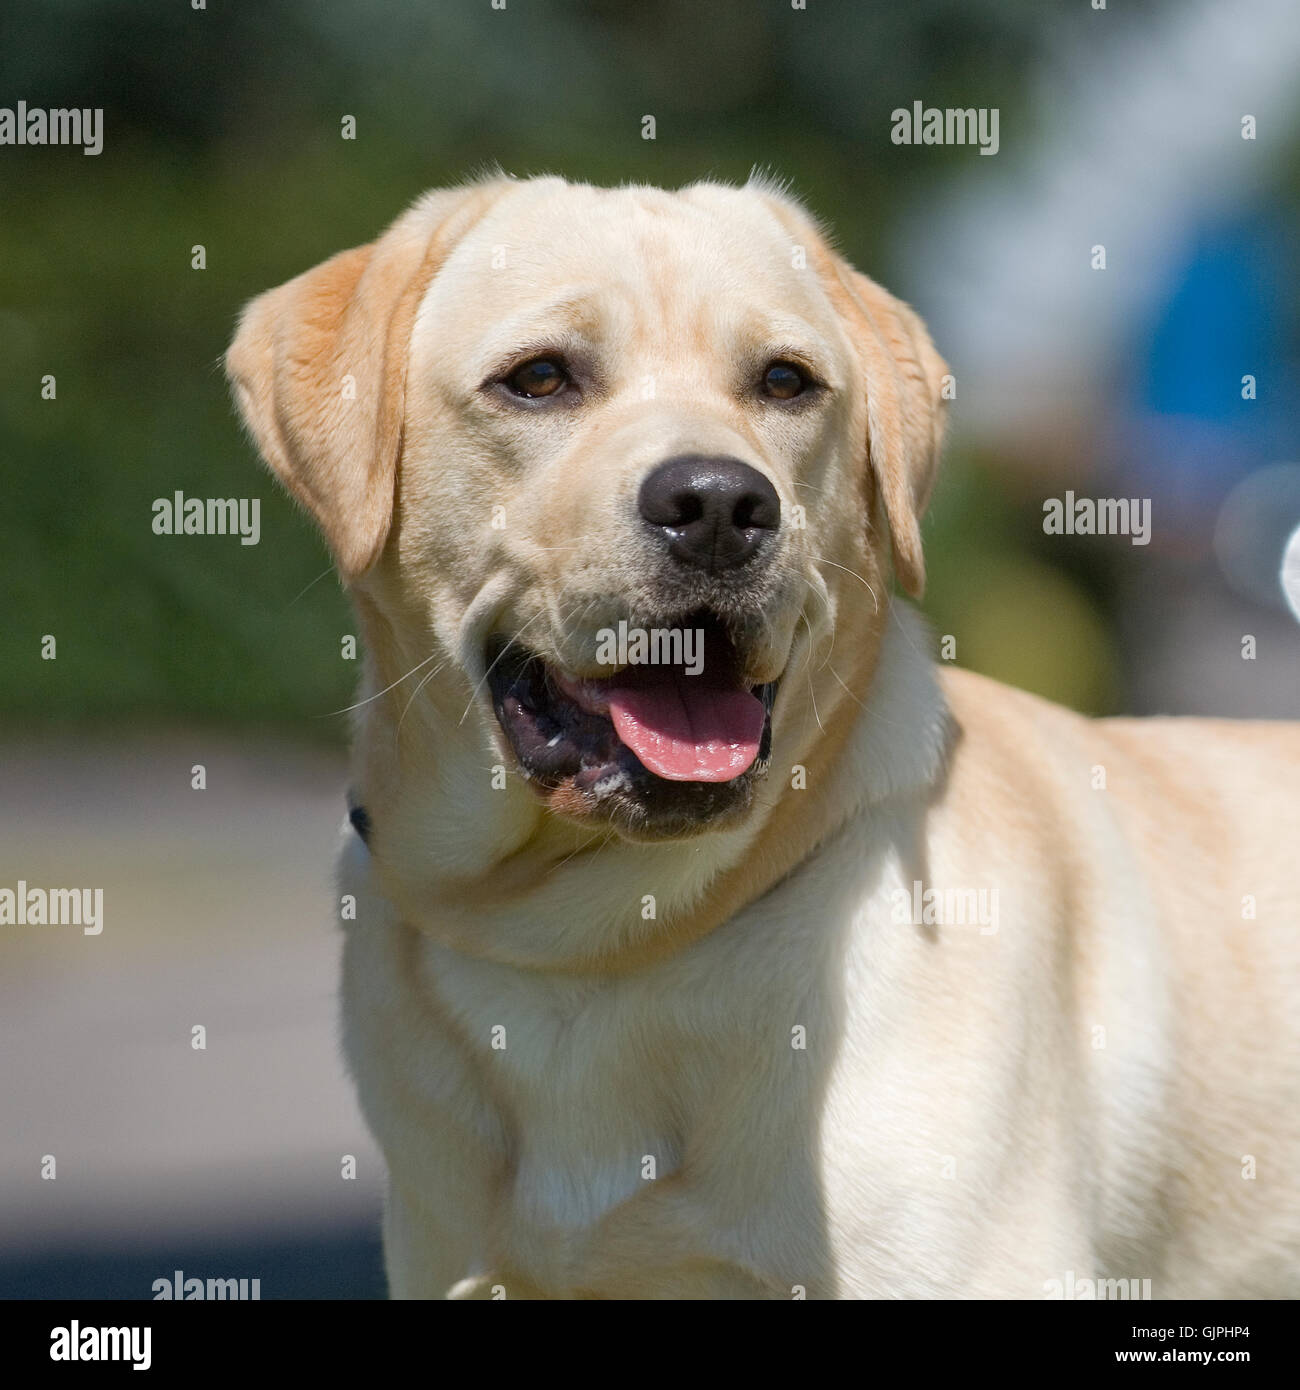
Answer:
2;0;1298;1298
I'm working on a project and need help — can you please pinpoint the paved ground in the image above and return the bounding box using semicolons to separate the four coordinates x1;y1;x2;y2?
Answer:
0;735;387;1299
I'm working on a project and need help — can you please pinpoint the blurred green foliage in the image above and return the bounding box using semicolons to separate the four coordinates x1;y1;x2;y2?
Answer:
2;0;1134;734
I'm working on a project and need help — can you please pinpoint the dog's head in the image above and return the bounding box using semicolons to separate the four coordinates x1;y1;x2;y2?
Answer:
227;176;947;843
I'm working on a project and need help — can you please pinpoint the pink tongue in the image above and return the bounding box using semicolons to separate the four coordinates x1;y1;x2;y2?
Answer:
607;678;765;782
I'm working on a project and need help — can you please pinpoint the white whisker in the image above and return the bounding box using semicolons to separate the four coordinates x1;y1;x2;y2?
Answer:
316;648;442;719
456;607;551;727
811;555;880;615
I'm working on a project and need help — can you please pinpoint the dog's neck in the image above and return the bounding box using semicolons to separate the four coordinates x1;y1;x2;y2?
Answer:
349;603;951;975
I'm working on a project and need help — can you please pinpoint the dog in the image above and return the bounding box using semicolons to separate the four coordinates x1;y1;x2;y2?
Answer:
226;174;1300;1298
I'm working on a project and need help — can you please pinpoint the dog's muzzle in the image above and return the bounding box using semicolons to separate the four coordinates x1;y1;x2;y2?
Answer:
486;611;780;837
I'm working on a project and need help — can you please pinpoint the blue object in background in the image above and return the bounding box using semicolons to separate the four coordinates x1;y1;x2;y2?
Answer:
1124;212;1295;525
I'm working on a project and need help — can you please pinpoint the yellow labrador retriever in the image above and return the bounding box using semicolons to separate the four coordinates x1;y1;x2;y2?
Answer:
227;175;1300;1299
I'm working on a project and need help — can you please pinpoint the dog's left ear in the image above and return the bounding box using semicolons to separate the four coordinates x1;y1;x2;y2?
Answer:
824;264;949;598
747;182;948;598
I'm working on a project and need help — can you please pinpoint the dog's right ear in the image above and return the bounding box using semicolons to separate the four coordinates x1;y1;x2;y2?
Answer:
225;182;508;581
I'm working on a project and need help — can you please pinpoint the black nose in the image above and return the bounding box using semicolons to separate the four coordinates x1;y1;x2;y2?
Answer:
638;455;781;572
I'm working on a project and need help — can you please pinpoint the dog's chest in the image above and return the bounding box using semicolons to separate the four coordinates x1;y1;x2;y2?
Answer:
430;945;711;1238
347;820;997;1296
420;902;845;1294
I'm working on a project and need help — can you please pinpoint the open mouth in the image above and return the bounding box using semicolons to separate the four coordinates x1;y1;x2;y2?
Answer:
486;611;779;833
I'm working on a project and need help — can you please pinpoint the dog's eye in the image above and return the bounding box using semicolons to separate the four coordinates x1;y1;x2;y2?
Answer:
761;361;807;400
506;358;569;398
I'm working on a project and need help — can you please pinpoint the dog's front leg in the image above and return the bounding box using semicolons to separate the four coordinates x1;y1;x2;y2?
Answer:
384;1177;501;1300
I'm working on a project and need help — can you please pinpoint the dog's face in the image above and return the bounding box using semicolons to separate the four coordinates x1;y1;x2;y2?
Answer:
228;177;947;842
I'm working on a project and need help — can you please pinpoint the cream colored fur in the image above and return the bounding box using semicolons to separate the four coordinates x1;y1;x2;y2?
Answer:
228;175;1300;1299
